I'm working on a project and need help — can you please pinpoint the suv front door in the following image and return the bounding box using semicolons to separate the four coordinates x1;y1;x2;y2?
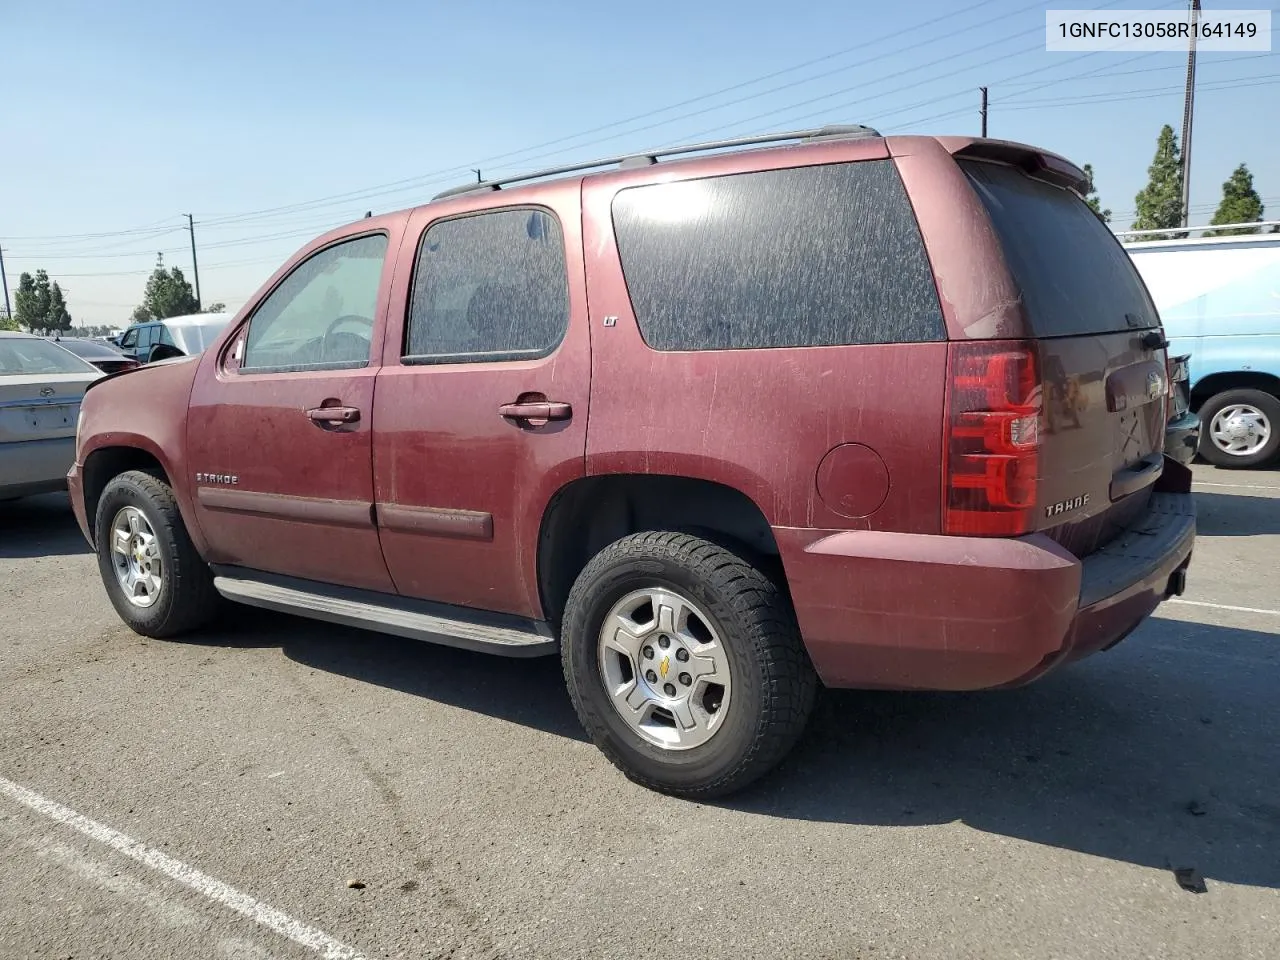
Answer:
372;185;590;617
186;229;400;591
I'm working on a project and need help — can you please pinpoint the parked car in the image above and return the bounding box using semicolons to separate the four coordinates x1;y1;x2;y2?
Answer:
1124;231;1280;468
117;313;231;364
69;127;1195;797
46;336;141;375
1164;353;1199;465
1;332;103;499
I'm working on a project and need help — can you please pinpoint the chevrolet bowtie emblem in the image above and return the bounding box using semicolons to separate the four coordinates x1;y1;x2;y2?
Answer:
659;655;670;679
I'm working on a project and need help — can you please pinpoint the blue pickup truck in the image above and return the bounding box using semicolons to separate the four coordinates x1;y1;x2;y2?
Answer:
1125;231;1280;469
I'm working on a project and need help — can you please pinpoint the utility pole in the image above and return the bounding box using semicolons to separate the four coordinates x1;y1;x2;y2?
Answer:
185;213;202;310
0;245;10;321
472;169;482;183
980;87;988;138
1179;0;1201;228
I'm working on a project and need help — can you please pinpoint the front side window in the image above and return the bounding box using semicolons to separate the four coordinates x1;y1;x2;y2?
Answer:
119;328;138;349
241;234;388;371
405;209;568;363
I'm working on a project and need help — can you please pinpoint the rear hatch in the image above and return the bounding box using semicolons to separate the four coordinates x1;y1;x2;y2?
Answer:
0;339;102;444
962;160;1169;557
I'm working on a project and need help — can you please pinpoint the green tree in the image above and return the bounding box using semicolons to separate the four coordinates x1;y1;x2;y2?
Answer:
1132;124;1185;237
203;301;227;313
13;273;38;331
14;270;56;333
134;253;199;321
1081;163;1111;223
46;282;73;333
1205;163;1265;236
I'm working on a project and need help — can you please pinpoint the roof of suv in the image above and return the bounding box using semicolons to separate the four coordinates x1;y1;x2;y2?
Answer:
416;126;1087;218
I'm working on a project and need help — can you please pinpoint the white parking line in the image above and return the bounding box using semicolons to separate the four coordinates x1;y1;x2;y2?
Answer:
1193;481;1280;492
0;775;369;960
1169;598;1280;617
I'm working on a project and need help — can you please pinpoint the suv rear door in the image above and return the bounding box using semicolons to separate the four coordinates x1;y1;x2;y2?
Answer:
370;182;590;617
961;159;1170;555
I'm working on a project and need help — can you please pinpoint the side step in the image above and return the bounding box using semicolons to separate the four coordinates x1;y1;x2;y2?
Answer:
211;568;556;658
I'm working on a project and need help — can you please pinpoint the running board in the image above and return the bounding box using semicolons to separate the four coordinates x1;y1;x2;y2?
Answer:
211;568;556;658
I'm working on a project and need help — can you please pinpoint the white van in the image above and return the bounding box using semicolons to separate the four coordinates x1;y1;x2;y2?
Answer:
1122;227;1280;468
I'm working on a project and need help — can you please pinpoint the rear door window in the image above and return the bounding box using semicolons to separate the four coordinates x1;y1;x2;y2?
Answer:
404;208;569;363
610;160;945;351
962;160;1159;337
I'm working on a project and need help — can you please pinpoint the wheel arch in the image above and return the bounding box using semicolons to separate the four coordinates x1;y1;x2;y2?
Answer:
537;473;785;628
80;444;174;547
1190;371;1280;413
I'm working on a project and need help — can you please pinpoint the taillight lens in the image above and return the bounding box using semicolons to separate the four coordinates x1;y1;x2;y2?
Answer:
943;340;1042;536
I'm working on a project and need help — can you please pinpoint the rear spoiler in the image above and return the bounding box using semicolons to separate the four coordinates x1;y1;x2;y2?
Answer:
934;137;1089;196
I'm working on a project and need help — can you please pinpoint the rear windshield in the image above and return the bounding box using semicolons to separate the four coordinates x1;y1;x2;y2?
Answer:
963;160;1159;336
0;338;97;376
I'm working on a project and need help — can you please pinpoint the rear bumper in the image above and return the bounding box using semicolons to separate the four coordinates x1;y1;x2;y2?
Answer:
0;438;75;499
777;468;1196;691
1164;410;1200;466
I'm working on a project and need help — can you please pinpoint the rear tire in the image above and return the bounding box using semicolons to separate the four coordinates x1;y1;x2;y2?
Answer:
94;470;221;638
1197;388;1280;468
561;531;818;798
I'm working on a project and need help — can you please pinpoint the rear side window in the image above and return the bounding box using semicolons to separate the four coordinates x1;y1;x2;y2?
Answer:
963;161;1159;336
405;208;569;363
611;160;944;351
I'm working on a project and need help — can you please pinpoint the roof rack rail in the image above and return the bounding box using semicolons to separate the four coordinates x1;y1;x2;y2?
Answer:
1114;219;1280;240
432;124;882;200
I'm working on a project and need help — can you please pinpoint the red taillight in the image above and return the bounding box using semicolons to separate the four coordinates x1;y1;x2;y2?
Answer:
943;340;1042;536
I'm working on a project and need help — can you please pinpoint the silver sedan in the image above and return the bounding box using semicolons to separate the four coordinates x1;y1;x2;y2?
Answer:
1;332;104;499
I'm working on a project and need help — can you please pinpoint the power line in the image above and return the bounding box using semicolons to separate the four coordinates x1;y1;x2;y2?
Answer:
194;0;1014;228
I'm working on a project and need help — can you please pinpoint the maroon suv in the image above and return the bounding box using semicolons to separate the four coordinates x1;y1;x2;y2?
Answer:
69;126;1195;797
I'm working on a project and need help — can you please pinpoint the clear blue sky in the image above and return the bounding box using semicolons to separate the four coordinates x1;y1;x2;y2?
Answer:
2;0;1276;326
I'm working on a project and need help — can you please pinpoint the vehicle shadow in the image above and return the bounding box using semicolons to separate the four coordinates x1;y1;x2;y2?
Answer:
1194;492;1280;536
225;609;588;741
205;608;1278;889
0;493;92;559
733;615;1280;890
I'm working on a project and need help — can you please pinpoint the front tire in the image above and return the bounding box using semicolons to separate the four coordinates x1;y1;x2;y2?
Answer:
94;470;221;638
1198;388;1280;468
561;531;817;798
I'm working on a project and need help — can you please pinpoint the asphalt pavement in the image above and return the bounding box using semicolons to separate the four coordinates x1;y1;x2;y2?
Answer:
1;462;1277;960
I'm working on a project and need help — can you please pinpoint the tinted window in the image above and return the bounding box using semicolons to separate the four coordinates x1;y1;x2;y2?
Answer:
119;328;137;349
405;209;569;362
611;161;944;351
242;234;388;371
963;161;1159;336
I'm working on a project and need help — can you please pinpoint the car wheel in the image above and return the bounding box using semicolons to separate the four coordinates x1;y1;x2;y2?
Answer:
561;531;818;798
94;470;221;638
1198;388;1280;468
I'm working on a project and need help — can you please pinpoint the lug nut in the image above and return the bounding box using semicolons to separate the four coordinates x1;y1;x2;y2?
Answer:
675;649;689;662
663;683;677;697
642;646;654;660
679;673;692;687
658;635;670;649
645;670;658;683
